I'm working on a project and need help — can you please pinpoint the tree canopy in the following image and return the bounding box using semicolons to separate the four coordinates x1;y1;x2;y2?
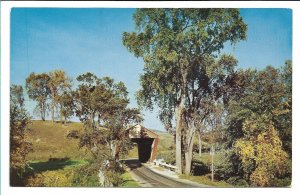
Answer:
26;73;51;121
123;8;247;174
10;85;32;186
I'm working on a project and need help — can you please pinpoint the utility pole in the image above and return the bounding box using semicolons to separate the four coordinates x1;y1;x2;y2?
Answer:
210;146;215;182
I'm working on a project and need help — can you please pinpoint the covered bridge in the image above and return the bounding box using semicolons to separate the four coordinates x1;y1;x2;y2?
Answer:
127;124;159;163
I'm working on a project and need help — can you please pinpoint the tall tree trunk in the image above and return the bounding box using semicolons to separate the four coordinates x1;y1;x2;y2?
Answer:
115;144;120;162
50;88;55;122
175;69;190;174
60;111;63;124
184;124;195;175
110;141;120;161
198;131;202;157
51;102;55;123
40;103;45;121
175;105;183;174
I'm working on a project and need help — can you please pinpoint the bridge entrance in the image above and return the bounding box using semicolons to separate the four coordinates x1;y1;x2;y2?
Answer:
127;125;159;163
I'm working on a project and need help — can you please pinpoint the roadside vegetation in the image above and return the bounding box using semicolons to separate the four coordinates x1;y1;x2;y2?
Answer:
10;8;292;187
122;8;292;187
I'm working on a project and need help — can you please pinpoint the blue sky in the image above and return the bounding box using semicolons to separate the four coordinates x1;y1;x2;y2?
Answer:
10;8;292;131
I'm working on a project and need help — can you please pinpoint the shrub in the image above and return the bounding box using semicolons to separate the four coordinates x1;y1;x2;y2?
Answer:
26;169;74;187
271;177;291;187
67;130;80;139
191;160;210;176
72;163;101;187
26;174;45;187
48;157;70;162
43;170;74;187
226;177;249;187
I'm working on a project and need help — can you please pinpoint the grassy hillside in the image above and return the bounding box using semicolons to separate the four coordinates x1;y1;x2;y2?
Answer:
26;120;139;187
27;121;175;162
27;120;88;161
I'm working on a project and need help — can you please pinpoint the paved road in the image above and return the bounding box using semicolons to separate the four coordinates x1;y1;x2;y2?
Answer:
123;159;196;187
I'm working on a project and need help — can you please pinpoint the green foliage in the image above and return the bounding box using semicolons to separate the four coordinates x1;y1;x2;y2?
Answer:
234;119;289;186
123;8;247;174
59;91;75;124
75;73;142;160
74;73;142;186
161;147;176;165
224;63;292;186
278;60;292;155
26;73;51;121
48;70;73;123
226;177;249;187
72;163;102;187
10;85;32;186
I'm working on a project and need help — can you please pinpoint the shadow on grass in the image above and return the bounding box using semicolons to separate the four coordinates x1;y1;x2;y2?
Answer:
27;157;81;174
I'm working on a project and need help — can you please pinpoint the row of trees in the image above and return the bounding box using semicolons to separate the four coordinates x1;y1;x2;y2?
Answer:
123;8;292;186
24;71;142;186
225;62;292;186
26;70;73;123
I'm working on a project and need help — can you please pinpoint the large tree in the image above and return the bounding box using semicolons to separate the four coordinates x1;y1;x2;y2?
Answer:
226;64;292;186
75;73;142;160
58;91;75;124
10;85;32;186
123;8;247;174
278;60;292;155
75;73;142;186
75;73;141;161
48;70;72;122
26;73;51;121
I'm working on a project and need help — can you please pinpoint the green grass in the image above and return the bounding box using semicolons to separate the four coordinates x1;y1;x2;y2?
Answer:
180;174;232;187
25;120;94;186
26;120;141;187
121;172;140;187
27;120;90;161
27;159;88;173
193;152;224;165
155;131;175;157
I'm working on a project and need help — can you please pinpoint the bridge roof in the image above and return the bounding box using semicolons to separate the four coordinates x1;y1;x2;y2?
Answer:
127;124;159;139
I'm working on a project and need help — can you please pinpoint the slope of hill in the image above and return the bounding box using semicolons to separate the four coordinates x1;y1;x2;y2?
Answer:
27;120;88;161
25;120;139;187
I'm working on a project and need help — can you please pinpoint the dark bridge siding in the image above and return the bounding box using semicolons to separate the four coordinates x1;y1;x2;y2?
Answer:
131;138;154;163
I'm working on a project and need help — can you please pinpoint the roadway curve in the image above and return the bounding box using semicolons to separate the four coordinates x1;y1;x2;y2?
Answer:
123;159;199;187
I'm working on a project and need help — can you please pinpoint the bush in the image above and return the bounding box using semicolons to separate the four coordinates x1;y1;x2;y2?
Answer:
48;157;70;162
191;160;210;176
26;169;74;187
102;160;125;187
160;150;175;165
72;163;101;187
67;130;80;139
226;177;249;187
271;177;291;187
26;174;46;187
